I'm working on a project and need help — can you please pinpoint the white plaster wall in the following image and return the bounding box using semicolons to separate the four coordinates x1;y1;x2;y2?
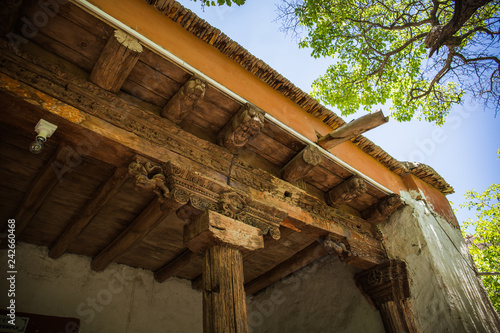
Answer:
381;191;500;332
0;243;203;333
246;255;385;333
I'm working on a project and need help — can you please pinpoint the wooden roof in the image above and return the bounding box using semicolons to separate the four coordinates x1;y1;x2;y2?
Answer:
0;0;446;295
145;0;454;195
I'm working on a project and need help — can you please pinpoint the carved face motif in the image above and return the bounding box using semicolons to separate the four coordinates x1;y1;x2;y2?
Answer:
233;108;265;145
181;79;206;106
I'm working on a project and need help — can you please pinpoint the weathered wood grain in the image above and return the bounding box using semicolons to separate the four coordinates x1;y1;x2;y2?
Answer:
155;249;198;283
245;241;327;295
91;198;180;272
318;110;389;150
282;144;322;184
13;145;72;236
49;166;130;259
90;30;143;93
203;245;249;333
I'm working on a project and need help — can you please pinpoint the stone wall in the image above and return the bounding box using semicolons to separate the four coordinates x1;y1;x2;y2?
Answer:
246;255;385;333
0;243;203;332
380;191;500;332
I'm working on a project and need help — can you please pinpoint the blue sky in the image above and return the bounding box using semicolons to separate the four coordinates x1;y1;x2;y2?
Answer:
178;0;499;231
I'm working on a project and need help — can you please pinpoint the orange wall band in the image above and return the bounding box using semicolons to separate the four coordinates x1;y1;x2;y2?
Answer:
84;0;454;222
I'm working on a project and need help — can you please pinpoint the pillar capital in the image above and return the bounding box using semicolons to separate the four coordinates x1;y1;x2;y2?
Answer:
355;260;418;333
184;210;264;254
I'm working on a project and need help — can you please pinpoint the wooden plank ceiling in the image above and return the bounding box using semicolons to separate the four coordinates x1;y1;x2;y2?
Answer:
0;0;395;295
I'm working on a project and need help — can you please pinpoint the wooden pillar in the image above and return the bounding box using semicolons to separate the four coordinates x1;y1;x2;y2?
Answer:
185;210;264;333
355;260;418;333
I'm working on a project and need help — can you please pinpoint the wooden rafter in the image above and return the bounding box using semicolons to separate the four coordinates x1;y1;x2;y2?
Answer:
155;249;199;283
14;145;73;236
244;241;327;295
91;198;180;272
49;166;130;259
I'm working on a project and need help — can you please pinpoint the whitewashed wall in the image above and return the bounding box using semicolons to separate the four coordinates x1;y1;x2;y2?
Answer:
0;243;203;332
246;255;385;333
381;191;500;332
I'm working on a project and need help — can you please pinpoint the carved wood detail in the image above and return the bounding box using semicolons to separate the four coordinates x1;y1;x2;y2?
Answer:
161;77;206;124
319;234;352;260
89;29;143;93
355;260;418;333
326;176;367;206
217;103;265;153
281;144;322;184
363;194;404;224
127;158;287;240
0;42;388;267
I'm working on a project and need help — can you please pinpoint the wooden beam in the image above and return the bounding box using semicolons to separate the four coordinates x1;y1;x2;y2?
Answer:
49;166;130;259
161;77;206;124
281;144;322;184
217;103;265;153
244;241;327;295
317;110;388;150
325;176;367;206
14;145;72;236
89;29;143;93
155;249;198;283
0;0;23;36
91;198;180;272
362;194;404;224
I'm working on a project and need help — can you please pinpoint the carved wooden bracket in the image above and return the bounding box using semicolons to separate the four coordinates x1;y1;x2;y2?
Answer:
363;194;404;224
161;77;206;124
319;234;352;260
281;144;322;184
89;29;143;93
127;157;287;239
355;260;418;333
217;103;265;153
326;176;367;206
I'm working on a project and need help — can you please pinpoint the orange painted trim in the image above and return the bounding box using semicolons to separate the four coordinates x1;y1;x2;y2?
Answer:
84;0;445;200
402;174;459;227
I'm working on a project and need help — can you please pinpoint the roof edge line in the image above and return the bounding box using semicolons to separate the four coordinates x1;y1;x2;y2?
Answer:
72;0;395;195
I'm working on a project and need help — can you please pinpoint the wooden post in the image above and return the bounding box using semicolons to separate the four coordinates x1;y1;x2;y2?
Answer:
355;260;418;333
89;29;143;93
281;144;322;184
185;210;264;333
317;110;388;150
